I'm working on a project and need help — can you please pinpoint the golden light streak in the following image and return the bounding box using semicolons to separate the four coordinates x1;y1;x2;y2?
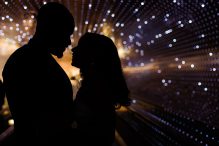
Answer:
123;63;157;74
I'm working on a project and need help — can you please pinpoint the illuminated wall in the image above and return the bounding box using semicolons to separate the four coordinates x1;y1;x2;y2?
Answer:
0;0;218;128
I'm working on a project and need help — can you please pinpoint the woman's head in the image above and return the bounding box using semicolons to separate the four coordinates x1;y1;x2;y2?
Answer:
72;33;118;76
72;33;131;105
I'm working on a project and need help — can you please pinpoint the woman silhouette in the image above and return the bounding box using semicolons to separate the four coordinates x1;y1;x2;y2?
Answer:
71;33;131;146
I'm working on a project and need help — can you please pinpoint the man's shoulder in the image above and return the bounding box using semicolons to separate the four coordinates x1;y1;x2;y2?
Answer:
3;45;30;70
8;44;29;59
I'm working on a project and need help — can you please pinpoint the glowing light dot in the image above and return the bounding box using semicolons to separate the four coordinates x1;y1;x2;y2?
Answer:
178;65;182;69
135;49;139;53
88;4;92;8
141;2;144;5
24;6;27;10
5;1;8;5
195;45;200;49
204;88;208;91
213;68;216;71
144;21;148;24
191;64;195;68
201;4;205;7
182;61;185;64
111;13;115;17
198;82;202;86
74;27;78;31
43;1;47;5
189;20;192;23
209;52;213;56
140;63;144;66
173;39;177;42
116;23;120;27
175;58;179;61
8;119;14;126
158;69;162;73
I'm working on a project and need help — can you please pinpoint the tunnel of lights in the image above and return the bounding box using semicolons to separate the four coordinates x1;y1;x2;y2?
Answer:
0;0;218;146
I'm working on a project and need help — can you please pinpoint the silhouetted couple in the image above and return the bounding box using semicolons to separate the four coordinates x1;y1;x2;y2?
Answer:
2;2;131;146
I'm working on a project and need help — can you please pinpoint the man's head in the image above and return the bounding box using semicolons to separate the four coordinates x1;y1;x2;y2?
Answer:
35;2;74;58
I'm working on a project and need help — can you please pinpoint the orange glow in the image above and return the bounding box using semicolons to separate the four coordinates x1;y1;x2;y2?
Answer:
0;38;19;56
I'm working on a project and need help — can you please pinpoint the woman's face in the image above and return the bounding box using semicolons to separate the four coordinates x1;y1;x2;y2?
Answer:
71;44;95;78
71;45;81;68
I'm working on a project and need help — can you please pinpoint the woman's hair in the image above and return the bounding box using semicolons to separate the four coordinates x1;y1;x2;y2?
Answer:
76;33;131;106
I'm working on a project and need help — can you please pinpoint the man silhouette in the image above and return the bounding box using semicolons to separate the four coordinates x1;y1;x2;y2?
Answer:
2;2;74;145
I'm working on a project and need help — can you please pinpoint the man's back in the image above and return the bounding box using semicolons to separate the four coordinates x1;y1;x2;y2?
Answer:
2;40;74;145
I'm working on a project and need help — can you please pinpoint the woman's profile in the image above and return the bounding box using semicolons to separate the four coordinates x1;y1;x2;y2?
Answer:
71;33;131;146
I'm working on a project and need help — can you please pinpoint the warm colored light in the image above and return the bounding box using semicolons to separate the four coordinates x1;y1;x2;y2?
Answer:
8;119;14;126
118;48;126;59
0;38;19;56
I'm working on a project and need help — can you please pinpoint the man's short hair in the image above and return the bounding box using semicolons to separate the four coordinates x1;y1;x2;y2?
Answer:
36;2;74;34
